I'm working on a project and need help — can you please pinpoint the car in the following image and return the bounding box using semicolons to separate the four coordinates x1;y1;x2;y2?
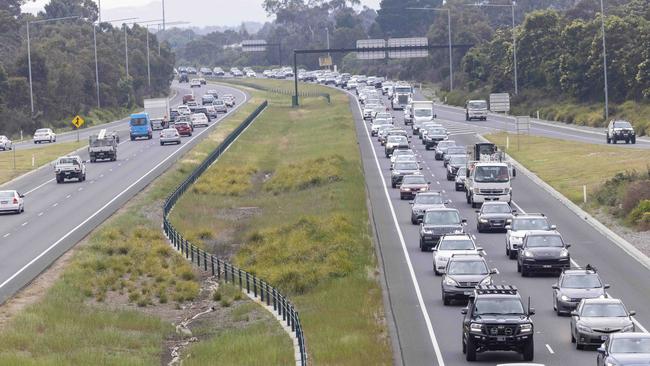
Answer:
202;94;215;105
191;113;209;127
596;333;650;366
222;94;236;107
377;126;395;144
178;72;189;83
370;118;393;136
212;99;228;114
390;161;422;188
423;127;448;150
552;265;609;316
205;89;219;98
0;190;25;214
363;103;381;120
517;231;571;276
385;135;409;157
476;202;515;232
462;285;535;361
174;122;193;136
399;174;430;200
441;254;495;305
433;234;483;276
390;148;415;164
446;155;468;180
392;154;418;169
199;77;207;85
419;122;442;140
33;128;56;144
0;135;12;150
380;128;408;146
571;298;636;349
159;128;181;145
375;112;393;121
204;105;218;119
606;120;636;144
505;213;556;259
419;208;466;252
434;140;456;160
189;79;201;88
410;192;447;224
455;166;467;191
54;155;86;183
443;146;466;167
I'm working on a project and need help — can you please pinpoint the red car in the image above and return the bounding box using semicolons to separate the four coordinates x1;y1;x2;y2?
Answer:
182;94;194;104
174;122;193;136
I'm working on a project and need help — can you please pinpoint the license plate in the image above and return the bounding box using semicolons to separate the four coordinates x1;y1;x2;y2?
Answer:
497;336;506;342
0;201;7;204
543;265;552;268
464;291;473;296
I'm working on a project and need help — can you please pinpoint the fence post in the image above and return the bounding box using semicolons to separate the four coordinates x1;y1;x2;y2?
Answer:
238;269;242;289
203;251;207;271
253;278;257;297
246;272;250;293
217;260;221;280
211;256;215;276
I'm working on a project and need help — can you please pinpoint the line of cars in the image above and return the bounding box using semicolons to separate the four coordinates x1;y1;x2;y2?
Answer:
348;78;649;364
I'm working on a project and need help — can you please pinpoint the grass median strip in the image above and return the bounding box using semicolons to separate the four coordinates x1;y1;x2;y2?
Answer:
0;91;294;365
171;79;393;365
0;141;86;185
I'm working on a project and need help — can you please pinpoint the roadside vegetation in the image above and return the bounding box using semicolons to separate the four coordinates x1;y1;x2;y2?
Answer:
0;141;85;185
0;90;294;365
170;79;393;365
486;132;650;231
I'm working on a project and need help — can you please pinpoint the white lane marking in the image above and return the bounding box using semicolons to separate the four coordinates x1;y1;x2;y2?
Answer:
99;174;104;178
24;179;55;196
436;181;440;185
349;91;446;366
65;194;71;199
78;188;83;192
3;233;9;238
0;85;249;294
52;203;58;207
545;344;555;354
21;222;28;227
37;212;43;217
471;234;477;240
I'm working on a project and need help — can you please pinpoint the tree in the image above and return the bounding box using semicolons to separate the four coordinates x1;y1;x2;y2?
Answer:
375;0;443;37
42;0;98;22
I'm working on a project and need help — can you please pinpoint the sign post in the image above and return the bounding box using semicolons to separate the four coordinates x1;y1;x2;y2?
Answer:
72;115;85;142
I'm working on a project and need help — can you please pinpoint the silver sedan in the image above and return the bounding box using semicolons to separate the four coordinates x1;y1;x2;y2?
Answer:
159;128;181;145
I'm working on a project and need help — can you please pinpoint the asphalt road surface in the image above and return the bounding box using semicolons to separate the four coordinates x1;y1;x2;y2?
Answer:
348;88;650;366
0;82;248;304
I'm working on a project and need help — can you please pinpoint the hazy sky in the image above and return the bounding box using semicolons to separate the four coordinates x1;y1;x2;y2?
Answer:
22;0;382;27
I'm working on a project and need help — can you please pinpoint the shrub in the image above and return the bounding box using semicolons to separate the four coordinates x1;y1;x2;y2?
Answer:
627;200;650;229
191;165;257;196
264;155;344;193
622;180;650;214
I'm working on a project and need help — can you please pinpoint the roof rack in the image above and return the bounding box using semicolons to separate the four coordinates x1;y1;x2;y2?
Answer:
476;285;518;295
562;264;597;273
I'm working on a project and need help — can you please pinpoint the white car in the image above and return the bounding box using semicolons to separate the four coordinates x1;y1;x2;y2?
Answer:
0;135;12;150
0;190;25;214
505;214;557;259
159;128;181;145
189;79;201;88
191;113;209;127
33;128;56;144
246;71;257;77
390;149;415;164
222;94;236;107
370;118;393;136
433;234;483;275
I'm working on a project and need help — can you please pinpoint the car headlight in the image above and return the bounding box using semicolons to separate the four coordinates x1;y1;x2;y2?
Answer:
473;188;480;194
420;187;427;191
479;218;488;223
577;323;592;332
422;228;433;234
519;324;533;333
403;188;411;191
606;362;618;366
443;277;459;286
504;187;511;194
622;324;635;332
523;250;534;258
510;236;523;244
560;249;569;257
479;277;492;285
560;294;570;301
470;323;483;333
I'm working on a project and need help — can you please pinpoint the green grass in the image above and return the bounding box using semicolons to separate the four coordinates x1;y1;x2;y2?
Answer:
0;90;294;364
485;132;650;203
170;79;393;365
0;141;85;185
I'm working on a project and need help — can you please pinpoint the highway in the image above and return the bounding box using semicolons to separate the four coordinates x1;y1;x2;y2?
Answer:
347;88;650;365
0;82;248;304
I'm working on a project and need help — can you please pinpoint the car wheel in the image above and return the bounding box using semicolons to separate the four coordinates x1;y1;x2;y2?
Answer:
517;262;521;273
160;142;164;146
466;193;471;204
576;341;583;350
632;136;636;144
477;225;483;233
442;294;450;306
466;336;477;361
506;245;510;256
521;265;528;277
419;239;426;252
411;216;418;225
509;250;517;260
522;339;534;361
606;135;611;144
434;266;441;276
571;330;576;343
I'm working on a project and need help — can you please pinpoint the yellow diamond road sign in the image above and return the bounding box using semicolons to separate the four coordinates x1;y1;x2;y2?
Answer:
72;115;85;129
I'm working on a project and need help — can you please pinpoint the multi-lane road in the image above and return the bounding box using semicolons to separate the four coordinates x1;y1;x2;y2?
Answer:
347;88;650;365
0;82;248;304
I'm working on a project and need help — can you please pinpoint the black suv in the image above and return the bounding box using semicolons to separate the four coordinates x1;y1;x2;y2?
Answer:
517;231;571;276
461;285;535;362
390;161;422;188
606;120;636;144
419;208;466;251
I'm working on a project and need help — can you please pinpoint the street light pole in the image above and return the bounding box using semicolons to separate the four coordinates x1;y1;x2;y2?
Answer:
93;24;100;108
599;0;609;119
146;26;151;87
162;0;166;31
512;1;518;95
124;23;129;78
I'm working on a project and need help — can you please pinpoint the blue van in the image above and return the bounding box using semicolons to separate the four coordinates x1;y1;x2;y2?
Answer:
129;113;152;141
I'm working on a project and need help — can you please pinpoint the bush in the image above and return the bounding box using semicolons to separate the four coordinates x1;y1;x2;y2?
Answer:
191;165;257;196
622;180;650;214
264;155;344;194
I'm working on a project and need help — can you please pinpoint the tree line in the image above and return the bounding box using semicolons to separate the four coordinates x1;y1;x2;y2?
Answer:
0;0;175;138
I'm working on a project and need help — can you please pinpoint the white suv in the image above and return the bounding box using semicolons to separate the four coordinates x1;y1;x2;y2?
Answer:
433;234;484;275
33;128;56;144
505;213;556;259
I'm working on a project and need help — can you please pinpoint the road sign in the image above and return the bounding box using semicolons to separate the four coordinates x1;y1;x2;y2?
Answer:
72;115;85;129
388;37;428;59
319;56;333;67
356;39;385;60
489;93;510;113
242;40;267;52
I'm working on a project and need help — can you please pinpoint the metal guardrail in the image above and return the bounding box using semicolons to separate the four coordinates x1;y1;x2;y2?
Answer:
161;100;308;365
210;78;331;104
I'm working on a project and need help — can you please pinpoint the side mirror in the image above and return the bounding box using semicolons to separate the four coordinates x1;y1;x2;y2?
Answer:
461;308;468;315
551;284;559;290
529;308;536;315
419;167;423;170
474;210;480;213
445;200;451;204
597;346;606;355
511;209;517;213
512;168;517;177
490;268;497;274
604;284;610;289
565;244;571;248
629;310;636;316
571;310;579;317
389;167;393;170
19;194;25;198
409;201;414;205
461;218;467;224
550;225;557;230
505;225;511;230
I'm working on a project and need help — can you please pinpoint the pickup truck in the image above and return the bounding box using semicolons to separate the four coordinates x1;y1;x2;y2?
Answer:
55;155;86;183
88;129;117;162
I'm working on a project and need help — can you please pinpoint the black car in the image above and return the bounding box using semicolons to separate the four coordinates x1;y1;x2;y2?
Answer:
419;208;466;251
476;202;515;232
462;285;535;362
390;161;422;188
443;146;466;167
552;265;609;315
517;231;571;276
446;155;468;180
441;254;496;305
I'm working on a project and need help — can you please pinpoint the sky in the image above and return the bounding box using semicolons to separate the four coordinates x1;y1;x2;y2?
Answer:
22;0;382;27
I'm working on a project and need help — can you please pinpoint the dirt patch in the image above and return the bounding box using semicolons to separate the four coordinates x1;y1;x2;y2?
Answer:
214;206;262;222
591;208;650;257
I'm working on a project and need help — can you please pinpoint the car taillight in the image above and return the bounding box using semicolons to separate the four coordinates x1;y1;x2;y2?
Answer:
13;197;18;204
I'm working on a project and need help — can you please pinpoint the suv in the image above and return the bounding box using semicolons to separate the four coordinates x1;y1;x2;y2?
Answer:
419;208;466;251
385;135;409;158
391;161;422;188
441;254;495;305
462;285;535;361
410;192;447;224
505;213;556;259
55;155;86;183
435;140;456;160
517;231;571;276
606;120;636;144
552;265;609;315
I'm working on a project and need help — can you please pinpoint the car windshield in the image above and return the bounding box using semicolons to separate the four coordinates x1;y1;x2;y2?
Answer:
414;109;432;117
512;218;550;231
438;141;455;149
377;113;391;119
395;87;411;93
35;129;49;134
474;298;525;315
562;274;602;289
0;191;15;199
175;123;189;127
402;175;426;185
468;101;487;109
481;204;511;214
456;167;466;177
581;303;628;317
415;195;443;205
393;150;413;157
131;118;148;126
474;166;510;183
429;129;446;135
58;158;78;165
449;156;468;165
374;119;392;126
395;162;418;170
613;121;632;128
526;235;564;248
438;239;475;251
214;101;225;105
446;147;465;155
423;211;461;225
610;338;650;353
388;136;407;143
448;260;488;275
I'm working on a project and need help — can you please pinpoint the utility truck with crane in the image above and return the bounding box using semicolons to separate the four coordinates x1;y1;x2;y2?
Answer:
464;143;516;208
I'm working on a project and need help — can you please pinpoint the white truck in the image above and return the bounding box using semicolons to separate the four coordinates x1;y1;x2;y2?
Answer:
54;155;86;183
144;98;170;130
411;100;435;125
464;143;516;208
391;84;412;110
465;99;488;121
